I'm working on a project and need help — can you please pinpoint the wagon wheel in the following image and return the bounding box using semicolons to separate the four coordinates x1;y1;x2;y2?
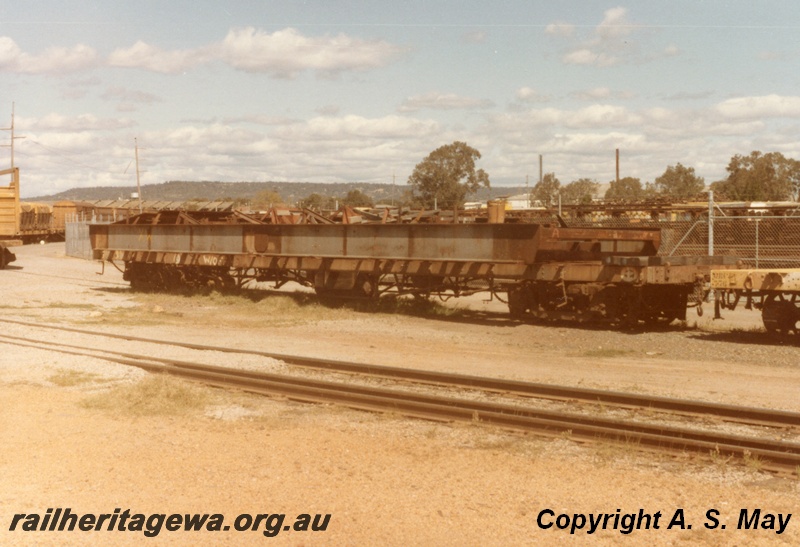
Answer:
761;293;798;334
507;287;529;319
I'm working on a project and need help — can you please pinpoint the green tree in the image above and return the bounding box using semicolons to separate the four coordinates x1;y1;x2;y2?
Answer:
560;178;599;205
604;177;645;200
407;141;491;209
710;151;800;201
251;189;284;210
531;173;561;206
299;193;336;210
653;163;705;199
341;189;374;208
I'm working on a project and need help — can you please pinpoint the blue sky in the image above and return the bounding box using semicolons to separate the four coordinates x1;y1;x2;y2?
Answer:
3;1;800;198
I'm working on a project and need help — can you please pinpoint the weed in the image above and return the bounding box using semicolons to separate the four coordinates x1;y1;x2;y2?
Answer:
742;450;765;472
88;289;465;330
48;369;103;387
709;445;733;467
43;302;97;310
81;375;212;416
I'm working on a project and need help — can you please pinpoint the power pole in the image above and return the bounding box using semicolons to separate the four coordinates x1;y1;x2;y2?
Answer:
525;174;530;208
135;138;143;214
1;103;25;170
538;155;543;184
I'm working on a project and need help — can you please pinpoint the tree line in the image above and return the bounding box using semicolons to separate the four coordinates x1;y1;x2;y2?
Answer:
244;143;800;211
249;188;377;211
406;143;800;208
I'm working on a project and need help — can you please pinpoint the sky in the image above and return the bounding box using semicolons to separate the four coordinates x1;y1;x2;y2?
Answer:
3;1;800;198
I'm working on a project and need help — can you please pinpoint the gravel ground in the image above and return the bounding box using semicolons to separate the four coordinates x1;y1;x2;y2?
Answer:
0;242;798;546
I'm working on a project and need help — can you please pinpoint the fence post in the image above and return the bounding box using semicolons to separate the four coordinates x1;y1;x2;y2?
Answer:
755;219;760;269
708;190;714;256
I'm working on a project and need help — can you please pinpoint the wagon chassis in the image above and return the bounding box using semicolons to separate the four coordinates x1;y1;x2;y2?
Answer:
711;269;800;334
90;214;741;327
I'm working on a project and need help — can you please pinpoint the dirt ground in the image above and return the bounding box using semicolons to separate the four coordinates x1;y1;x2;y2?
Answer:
1;242;798;546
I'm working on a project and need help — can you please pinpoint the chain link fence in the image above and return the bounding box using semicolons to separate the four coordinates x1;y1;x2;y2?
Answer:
555;206;800;268
64;204;800;268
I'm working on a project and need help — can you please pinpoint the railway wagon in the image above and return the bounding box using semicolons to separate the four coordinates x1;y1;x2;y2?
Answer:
711;268;800;334
0;243;15;269
90;211;739;325
1;167;57;244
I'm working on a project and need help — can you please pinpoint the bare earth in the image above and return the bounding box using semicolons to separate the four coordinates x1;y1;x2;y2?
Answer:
1;243;798;546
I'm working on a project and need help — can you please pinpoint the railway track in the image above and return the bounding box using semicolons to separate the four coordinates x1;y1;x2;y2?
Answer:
1;318;797;428
1;319;799;476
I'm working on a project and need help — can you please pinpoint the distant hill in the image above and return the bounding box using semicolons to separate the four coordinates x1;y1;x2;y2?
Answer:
30;180;529;204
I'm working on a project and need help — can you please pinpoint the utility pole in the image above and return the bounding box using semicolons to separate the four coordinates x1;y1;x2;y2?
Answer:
135;138;143;213
708;190;714;256
538;155;543;184
2;102;25;170
525;174;530;208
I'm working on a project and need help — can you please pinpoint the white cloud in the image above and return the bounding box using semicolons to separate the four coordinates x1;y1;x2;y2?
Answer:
714;95;800;120
24;113;136;132
399;92;493;112
1;27;404;78
549;7;641;68
575;87;611;100
565;104;641;128
17;96;800;198
545;23;575;38
0;36;98;74
573;87;635;101
596;7;632;40
217;27;404;77
277;114;439;141
108;41;211;73
515;87;551;103
562;48;617;67
101;87;161;105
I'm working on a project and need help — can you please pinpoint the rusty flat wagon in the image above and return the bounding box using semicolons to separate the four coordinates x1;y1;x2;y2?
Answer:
90;211;739;326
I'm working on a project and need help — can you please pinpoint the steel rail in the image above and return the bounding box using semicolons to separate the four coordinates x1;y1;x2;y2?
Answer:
0;318;798;429
1;334;799;475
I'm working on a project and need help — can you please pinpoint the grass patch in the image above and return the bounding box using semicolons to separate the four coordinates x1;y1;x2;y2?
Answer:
42;302;98;310
81;375;212;417
48;369;104;387
86;288;465;329
742;450;765;473
0;301;97;311
85;290;338;329
323;294;464;319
